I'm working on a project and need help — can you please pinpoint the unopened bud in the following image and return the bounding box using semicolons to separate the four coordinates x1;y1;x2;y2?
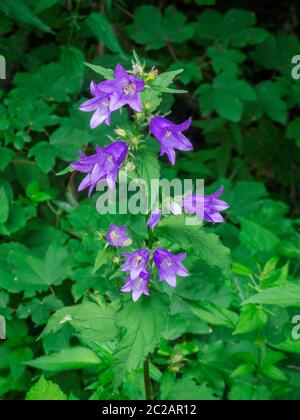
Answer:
132;64;143;75
96;231;105;240
148;68;158;81
115;128;127;137
113;256;121;265
125;162;136;172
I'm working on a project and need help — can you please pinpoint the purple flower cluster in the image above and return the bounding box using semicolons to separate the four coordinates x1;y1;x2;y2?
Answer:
184;186;229;223
74;63;198;197
71;142;128;196
80;64;145;129
105;225;189;302
146;186;228;229
73;62;230;304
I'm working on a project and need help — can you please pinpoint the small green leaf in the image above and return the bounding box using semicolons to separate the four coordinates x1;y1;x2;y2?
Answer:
93;246;113;274
234;305;268;335
84;62;114;80
26;347;101;372
26;376;67;400
56;166;74;176
261;365;287;382
190;301;238;329
244;284;300;308
29;142;57;173
231;364;256;378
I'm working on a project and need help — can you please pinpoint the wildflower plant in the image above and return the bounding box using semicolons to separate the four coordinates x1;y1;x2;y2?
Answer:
57;52;230;396
70;53;229;304
2;2;300;402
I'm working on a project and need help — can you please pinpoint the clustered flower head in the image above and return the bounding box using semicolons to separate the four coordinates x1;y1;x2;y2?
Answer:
107;224;189;302
71;61;230;303
74;64;194;196
80;64;145;129
71;141;128;196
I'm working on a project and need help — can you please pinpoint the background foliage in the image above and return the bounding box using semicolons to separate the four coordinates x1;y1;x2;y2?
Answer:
1;0;300;401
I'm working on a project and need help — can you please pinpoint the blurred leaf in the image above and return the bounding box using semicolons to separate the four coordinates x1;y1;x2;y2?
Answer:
197;72;257;122
26;376;67;400
1;0;53;33
0;187;9;225
128;5;194;50
240;219;280;253
234;305;268;335
244;284;300;308
26;347;101;372
190;301;238;328
86;13;125;57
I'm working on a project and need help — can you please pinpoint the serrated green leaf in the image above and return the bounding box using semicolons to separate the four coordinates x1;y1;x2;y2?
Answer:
234;305;268;335
42;301;119;347
113;294;169;386
163;378;218;400
158;216;231;276
26;376;67;400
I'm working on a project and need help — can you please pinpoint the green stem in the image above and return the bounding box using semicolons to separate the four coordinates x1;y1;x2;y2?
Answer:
143;356;152;400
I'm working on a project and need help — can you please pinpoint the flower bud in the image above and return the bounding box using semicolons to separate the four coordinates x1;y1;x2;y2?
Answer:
132;64;143;75
113;256;121;265
147;68;158;81
125;162;136;172
115;128;127;137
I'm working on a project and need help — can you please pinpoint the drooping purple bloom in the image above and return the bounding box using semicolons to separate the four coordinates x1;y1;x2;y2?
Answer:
122;249;150;280
184;186;229;223
71;141;128;196
147;209;161;230
153;248;189;288
121;269;150;302
99;64;145;113
149;116;193;165
106;224;132;247
79;81;112;129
